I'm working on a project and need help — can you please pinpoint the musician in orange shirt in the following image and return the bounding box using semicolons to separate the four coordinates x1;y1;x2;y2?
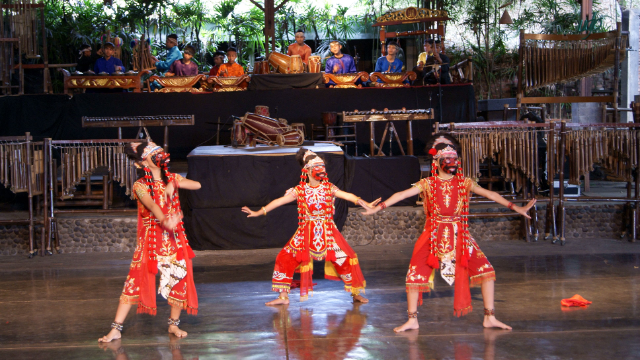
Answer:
287;30;312;64
218;48;245;77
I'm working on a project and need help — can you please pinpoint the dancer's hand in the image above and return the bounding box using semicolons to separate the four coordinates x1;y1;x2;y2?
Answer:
514;199;536;219
357;197;381;210
241;206;261;218
161;214;180;231
165;179;179;204
360;204;382;216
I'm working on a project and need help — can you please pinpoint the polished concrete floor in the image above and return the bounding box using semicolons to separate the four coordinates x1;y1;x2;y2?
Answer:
1;238;639;359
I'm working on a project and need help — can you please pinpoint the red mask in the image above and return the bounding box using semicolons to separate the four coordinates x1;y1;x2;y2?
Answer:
440;156;458;174
310;165;327;181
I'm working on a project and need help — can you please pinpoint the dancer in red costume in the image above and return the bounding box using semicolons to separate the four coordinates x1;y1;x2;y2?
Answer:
242;148;380;305
99;142;201;342
362;134;536;332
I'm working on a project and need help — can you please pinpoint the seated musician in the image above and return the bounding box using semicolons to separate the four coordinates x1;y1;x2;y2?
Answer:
218;48;245;77
415;39;452;85
166;45;199;77
77;44;100;73
208;51;225;76
373;42;404;85
153;34;183;75
324;40;357;87
93;42;124;75
287;30;312;65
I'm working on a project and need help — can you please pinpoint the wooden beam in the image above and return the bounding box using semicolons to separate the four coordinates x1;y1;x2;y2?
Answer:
520;96;615;104
274;0;290;12
248;0;264;11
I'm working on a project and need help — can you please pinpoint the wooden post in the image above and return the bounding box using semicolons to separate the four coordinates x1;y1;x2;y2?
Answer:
613;22;622;123
407;120;414;156
555;121;567;245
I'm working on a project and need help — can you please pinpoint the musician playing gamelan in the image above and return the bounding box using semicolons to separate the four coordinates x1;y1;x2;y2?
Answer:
324;41;357;87
242;149;380;305
361;134;536;332
287;30;312;64
166;45;198;77
218;47;245;77
99;142;200;342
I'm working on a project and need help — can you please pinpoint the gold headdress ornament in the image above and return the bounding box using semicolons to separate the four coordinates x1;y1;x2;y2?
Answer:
303;150;325;168
433;145;457;160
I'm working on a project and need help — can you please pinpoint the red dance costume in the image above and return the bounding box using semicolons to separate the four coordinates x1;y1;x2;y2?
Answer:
120;173;198;315
408;176;495;316
272;181;366;300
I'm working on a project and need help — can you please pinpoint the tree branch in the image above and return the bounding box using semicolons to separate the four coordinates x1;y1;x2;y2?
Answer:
248;0;265;12
274;0;291;12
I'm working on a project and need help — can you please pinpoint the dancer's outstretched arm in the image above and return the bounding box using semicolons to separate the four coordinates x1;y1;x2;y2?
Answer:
242;192;297;217
334;190;381;210
361;187;421;215
472;186;536;219
165;177;201;202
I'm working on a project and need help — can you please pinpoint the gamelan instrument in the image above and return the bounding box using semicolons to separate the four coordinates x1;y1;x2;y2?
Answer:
517;24;625;120
290;55;304;74
342;108;434;156
255;105;270;117
58;69;150;95
148;75;205;93
82;115;195;151
268;52;301;74
308;55;321;73
0;133;45;257
239;113;304;146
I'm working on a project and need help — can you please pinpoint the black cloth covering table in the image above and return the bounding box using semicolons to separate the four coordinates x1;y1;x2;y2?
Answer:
248;73;324;90
182;144;346;250
344;155;421;207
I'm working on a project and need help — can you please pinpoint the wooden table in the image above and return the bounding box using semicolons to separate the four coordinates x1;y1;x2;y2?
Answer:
342;109;434;156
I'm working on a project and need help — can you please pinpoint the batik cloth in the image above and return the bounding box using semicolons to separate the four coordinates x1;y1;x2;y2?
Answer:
406;176;495;316
271;182;366;300
120;173;198;315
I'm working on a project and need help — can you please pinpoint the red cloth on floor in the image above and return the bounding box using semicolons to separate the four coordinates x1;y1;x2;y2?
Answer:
561;294;592;307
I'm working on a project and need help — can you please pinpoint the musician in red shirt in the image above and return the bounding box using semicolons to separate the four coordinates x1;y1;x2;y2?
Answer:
287;30;312;64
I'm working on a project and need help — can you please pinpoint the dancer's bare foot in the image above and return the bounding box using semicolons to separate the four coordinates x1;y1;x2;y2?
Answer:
394;318;419;333
483;315;512;330
98;328;121;343
168;324;188;338
266;295;289;306
352;294;369;303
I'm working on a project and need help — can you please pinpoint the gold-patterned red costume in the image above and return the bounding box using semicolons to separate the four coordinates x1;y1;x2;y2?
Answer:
120;173;198;315
408;176;495;316
272;181;366;300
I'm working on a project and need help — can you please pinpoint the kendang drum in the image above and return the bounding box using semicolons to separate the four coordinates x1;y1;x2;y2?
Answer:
241;113;289;144
276;129;304;146
268;52;291;74
255;105;270;117
308;55;321;73
290;55;304;74
291;123;306;139
253;61;262;74
259;61;270;74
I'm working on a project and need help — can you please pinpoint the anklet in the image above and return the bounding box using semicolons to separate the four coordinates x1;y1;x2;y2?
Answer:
168;318;181;326
484;308;495;316
407;310;418;319
111;322;123;331
278;294;288;300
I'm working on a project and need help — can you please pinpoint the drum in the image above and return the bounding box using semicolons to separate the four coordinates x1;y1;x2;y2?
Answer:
232;120;247;145
268;52;291;74
260;61;270;74
276;129;304;146
253;61;262;74
322;112;337;137
255;105;270;117
308;55;321;73
241;113;289;144
291;123;306;139
290;55;304;74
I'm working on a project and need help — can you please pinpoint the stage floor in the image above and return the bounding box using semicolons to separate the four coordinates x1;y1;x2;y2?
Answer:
1;239;639;359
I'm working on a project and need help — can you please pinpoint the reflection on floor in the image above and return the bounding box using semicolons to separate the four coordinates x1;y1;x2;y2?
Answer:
0;239;639;359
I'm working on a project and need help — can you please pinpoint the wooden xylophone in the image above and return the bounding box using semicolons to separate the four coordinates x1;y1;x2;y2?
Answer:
82;114;195;151
343;108;434;156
